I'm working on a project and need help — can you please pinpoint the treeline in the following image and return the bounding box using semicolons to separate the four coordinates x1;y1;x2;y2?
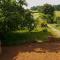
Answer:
54;5;60;11
31;5;60;11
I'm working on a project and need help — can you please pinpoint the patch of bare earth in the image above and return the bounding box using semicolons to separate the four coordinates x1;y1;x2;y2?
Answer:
0;42;60;60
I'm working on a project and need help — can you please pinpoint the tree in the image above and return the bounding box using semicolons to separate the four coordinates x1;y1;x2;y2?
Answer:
0;0;35;33
31;6;38;10
0;0;23;32
41;4;55;23
31;6;43;12
24;10;35;31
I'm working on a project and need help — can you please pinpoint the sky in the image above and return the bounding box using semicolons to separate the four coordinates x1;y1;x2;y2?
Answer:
25;0;60;9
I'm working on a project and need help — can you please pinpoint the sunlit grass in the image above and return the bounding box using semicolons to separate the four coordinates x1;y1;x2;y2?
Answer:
48;24;60;30
55;11;60;17
48;24;60;38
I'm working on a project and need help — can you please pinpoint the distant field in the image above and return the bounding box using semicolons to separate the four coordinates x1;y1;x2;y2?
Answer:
55;11;60;24
32;11;60;17
55;11;60;17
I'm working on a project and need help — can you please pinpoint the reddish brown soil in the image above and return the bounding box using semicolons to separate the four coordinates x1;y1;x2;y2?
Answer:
0;42;60;60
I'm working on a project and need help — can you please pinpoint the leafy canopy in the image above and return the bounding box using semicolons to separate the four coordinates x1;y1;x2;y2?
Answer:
0;0;35;32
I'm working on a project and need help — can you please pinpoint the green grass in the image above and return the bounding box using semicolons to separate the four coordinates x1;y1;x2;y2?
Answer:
48;24;60;39
55;25;60;30
49;24;60;30
3;28;48;45
55;11;60;17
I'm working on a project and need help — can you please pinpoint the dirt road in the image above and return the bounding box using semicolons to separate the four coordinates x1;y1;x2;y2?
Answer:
0;42;60;60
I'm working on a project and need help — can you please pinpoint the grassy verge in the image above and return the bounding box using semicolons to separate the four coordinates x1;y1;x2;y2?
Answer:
48;24;60;38
2;28;48;46
48;24;60;30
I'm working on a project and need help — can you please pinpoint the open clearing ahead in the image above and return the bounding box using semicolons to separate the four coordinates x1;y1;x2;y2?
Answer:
48;24;60;38
1;42;60;60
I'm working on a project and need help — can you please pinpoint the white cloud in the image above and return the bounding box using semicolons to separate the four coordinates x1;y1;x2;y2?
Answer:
26;0;60;8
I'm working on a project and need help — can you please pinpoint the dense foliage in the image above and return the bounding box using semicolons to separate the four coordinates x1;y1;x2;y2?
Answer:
54;5;60;11
0;0;35;33
40;4;55;23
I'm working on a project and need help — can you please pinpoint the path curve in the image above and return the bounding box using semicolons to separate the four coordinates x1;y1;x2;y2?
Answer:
48;24;60;38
